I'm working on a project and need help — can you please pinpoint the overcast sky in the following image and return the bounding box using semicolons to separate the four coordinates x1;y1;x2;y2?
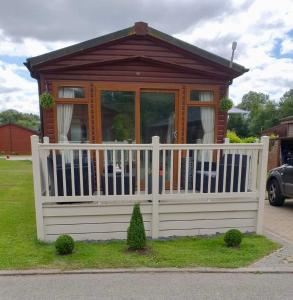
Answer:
0;0;292;114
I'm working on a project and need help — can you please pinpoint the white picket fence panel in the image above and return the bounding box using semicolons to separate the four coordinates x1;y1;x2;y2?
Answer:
31;135;269;240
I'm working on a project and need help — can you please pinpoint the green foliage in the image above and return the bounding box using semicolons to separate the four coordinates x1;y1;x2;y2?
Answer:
0;109;40;130
220;97;233;112
226;131;257;143
227;131;242;143
40;92;54;109
279;89;293;118
55;235;75;255
224;229;242;248
228;114;249;137
127;203;146;250
112;114;130;141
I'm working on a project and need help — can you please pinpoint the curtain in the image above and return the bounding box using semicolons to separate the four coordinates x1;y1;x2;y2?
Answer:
57;104;74;163
200;107;214;144
57;104;74;143
200;91;213;102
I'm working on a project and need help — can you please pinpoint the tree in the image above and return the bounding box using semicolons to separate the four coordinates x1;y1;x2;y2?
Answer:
238;91;269;116
279;89;293;118
0;109;40;130
228;114;249;137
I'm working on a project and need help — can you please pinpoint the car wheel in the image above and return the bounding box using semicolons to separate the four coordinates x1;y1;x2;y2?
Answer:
268;179;285;206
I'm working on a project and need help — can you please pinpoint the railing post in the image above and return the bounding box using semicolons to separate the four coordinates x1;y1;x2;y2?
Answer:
151;136;160;239
256;136;269;234
31;135;45;241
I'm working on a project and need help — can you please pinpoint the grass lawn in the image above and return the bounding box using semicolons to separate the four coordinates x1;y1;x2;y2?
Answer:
0;159;280;270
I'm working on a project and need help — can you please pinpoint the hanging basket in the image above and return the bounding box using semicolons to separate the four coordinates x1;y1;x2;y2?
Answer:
220;97;233;112
40;92;54;109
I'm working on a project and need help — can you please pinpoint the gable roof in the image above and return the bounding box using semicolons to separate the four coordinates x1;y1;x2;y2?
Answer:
25;22;248;76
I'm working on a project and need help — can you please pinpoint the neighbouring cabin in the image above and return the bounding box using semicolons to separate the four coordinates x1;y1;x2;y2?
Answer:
0;123;38;155
24;22;270;243
262;116;293;170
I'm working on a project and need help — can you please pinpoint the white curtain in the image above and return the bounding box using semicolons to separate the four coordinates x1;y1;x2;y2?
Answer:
57;104;74;143
200;91;213;102
57;104;74;163
201;107;214;144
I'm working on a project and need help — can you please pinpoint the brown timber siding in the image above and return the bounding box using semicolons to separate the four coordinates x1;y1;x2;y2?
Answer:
37;35;231;144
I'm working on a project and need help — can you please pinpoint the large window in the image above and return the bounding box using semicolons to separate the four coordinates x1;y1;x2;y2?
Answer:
57;104;88;143
187;107;214;144
101;91;135;142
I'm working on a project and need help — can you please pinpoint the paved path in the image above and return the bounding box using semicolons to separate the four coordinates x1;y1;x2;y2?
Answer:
1;273;293;300
252;199;293;269
264;198;293;243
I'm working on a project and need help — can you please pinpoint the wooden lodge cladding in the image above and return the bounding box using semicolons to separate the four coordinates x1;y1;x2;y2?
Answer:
25;22;248;145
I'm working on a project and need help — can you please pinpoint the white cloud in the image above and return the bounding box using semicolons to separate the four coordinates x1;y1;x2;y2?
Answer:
281;38;293;55
176;0;293;104
0;29;73;57
0;60;39;113
0;0;292;113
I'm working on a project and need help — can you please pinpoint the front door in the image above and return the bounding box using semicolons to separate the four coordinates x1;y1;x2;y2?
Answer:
97;85;179;192
140;90;178;144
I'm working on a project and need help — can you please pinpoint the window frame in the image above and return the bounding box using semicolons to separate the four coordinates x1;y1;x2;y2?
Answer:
53;81;91;143
184;85;219;144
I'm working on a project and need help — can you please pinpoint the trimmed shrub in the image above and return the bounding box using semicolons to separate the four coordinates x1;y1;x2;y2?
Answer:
127;203;146;250
55;234;75;255
224;229;242;248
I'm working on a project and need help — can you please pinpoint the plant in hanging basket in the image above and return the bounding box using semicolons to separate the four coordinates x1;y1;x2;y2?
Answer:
220;97;233;112
40;92;54;109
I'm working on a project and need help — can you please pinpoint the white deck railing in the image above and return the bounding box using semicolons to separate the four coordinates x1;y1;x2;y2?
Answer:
31;135;269;239
31;135;269;202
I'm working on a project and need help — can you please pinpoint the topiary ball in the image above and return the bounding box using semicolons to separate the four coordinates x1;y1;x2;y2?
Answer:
224;229;242;248
55;234;75;255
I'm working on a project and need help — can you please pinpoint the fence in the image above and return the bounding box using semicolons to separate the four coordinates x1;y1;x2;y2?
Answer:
31;135;269;241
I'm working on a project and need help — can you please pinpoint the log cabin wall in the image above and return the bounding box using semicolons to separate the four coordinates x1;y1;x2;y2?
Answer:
36;34;231;143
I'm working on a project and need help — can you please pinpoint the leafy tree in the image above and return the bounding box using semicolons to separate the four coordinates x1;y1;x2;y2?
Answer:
279;89;293;118
0;109;40;130
238;91;269;117
228;114;249;137
248;100;279;135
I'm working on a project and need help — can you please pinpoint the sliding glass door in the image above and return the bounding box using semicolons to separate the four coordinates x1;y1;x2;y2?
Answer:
140;91;177;144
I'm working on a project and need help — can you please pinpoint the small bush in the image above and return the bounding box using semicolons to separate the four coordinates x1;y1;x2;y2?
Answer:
227;131;258;144
127;203;146;250
242;136;257;143
227;131;242;143
55;234;75;255
224;229;242;248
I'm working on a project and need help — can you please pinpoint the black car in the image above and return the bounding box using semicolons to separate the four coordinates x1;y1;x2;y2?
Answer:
267;157;293;206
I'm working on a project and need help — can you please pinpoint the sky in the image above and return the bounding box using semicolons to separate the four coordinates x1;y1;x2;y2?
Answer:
0;0;292;115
